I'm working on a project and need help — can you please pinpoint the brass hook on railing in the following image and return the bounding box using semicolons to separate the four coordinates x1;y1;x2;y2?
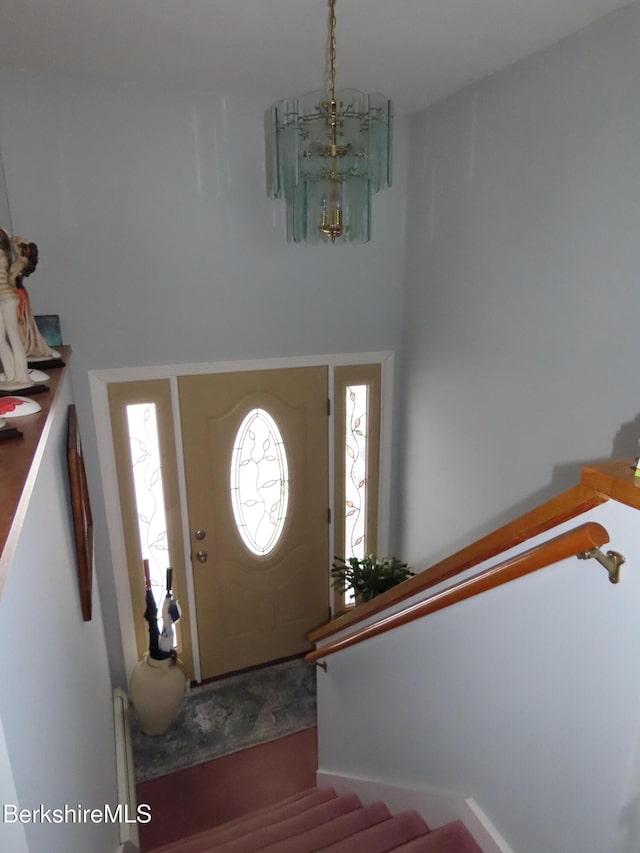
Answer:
577;547;625;584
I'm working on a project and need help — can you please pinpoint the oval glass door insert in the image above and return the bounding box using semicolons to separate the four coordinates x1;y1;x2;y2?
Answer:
230;408;289;556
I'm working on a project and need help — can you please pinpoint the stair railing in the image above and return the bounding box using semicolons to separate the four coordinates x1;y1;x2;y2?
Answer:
309;459;640;647
306;522;610;666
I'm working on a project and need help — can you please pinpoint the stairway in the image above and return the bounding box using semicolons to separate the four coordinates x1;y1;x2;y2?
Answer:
149;787;483;852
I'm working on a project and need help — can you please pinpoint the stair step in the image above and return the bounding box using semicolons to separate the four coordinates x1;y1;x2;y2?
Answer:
149;786;484;853
260;801;393;853
391;820;484;852
150;788;337;852
198;786;320;833
211;794;363;853
314;809;430;853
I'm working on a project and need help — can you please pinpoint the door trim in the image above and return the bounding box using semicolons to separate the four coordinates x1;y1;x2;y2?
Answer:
90;351;394;682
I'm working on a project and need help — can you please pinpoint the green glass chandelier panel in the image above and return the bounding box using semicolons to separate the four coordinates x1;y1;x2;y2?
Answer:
266;90;392;244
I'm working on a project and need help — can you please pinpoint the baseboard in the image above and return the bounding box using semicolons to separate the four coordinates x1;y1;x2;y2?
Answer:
113;688;140;850
316;770;513;853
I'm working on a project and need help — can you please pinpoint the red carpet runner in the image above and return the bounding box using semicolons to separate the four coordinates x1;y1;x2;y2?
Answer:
149;787;483;852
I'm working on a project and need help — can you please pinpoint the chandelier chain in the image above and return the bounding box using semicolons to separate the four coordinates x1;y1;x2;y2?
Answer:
328;0;337;101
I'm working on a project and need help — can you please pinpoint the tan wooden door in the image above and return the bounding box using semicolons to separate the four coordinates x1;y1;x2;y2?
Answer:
178;367;329;679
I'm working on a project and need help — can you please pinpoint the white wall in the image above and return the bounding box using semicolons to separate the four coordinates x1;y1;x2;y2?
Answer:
0;371;119;853
0;717;28;853
399;2;640;569
0;71;409;683
0;145;11;230
0;73;408;372
316;499;640;853
315;11;640;850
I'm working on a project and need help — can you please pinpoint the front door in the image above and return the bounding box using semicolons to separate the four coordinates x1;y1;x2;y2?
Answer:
178;367;329;679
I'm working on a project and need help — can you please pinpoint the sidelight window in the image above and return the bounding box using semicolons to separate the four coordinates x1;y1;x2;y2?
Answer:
125;402;169;617
333;364;382;611
344;384;368;562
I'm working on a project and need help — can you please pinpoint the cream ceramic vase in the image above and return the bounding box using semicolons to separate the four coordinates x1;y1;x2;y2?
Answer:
129;654;188;736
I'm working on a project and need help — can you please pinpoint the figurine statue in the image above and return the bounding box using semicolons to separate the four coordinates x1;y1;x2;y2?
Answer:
0;228;33;391
11;235;61;362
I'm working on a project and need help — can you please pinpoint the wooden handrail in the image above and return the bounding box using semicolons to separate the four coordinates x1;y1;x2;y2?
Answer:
309;482;608;644
306;522;609;664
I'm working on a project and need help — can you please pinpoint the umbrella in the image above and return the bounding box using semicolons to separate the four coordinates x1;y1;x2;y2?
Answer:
142;559;169;661
158;567;182;656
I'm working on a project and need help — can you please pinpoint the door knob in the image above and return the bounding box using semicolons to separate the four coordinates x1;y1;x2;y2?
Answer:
195;550;208;563
194;529;206;541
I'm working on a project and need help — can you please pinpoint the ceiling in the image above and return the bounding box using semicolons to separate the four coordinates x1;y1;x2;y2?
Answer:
0;0;632;115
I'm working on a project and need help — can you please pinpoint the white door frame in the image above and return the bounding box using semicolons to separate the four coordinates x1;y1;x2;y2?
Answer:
89;351;394;683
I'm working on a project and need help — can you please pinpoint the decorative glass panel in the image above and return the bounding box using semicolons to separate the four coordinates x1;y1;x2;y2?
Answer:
126;403;169;627
230;408;289;557
345;384;368;560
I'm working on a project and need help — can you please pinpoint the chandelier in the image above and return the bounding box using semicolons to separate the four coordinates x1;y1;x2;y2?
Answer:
266;0;393;244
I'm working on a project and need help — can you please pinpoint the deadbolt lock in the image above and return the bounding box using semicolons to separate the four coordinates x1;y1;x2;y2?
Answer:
194;529;206;541
195;550;208;563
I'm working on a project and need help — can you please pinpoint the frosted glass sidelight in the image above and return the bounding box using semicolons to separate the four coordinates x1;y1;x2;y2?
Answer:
230;408;289;557
345;384;368;560
126;403;170;624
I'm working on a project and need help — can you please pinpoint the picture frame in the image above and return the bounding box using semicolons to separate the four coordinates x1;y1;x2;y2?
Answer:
67;404;93;621
34;314;63;347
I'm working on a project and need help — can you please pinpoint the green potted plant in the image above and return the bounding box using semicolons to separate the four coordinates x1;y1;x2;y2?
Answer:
330;554;414;604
